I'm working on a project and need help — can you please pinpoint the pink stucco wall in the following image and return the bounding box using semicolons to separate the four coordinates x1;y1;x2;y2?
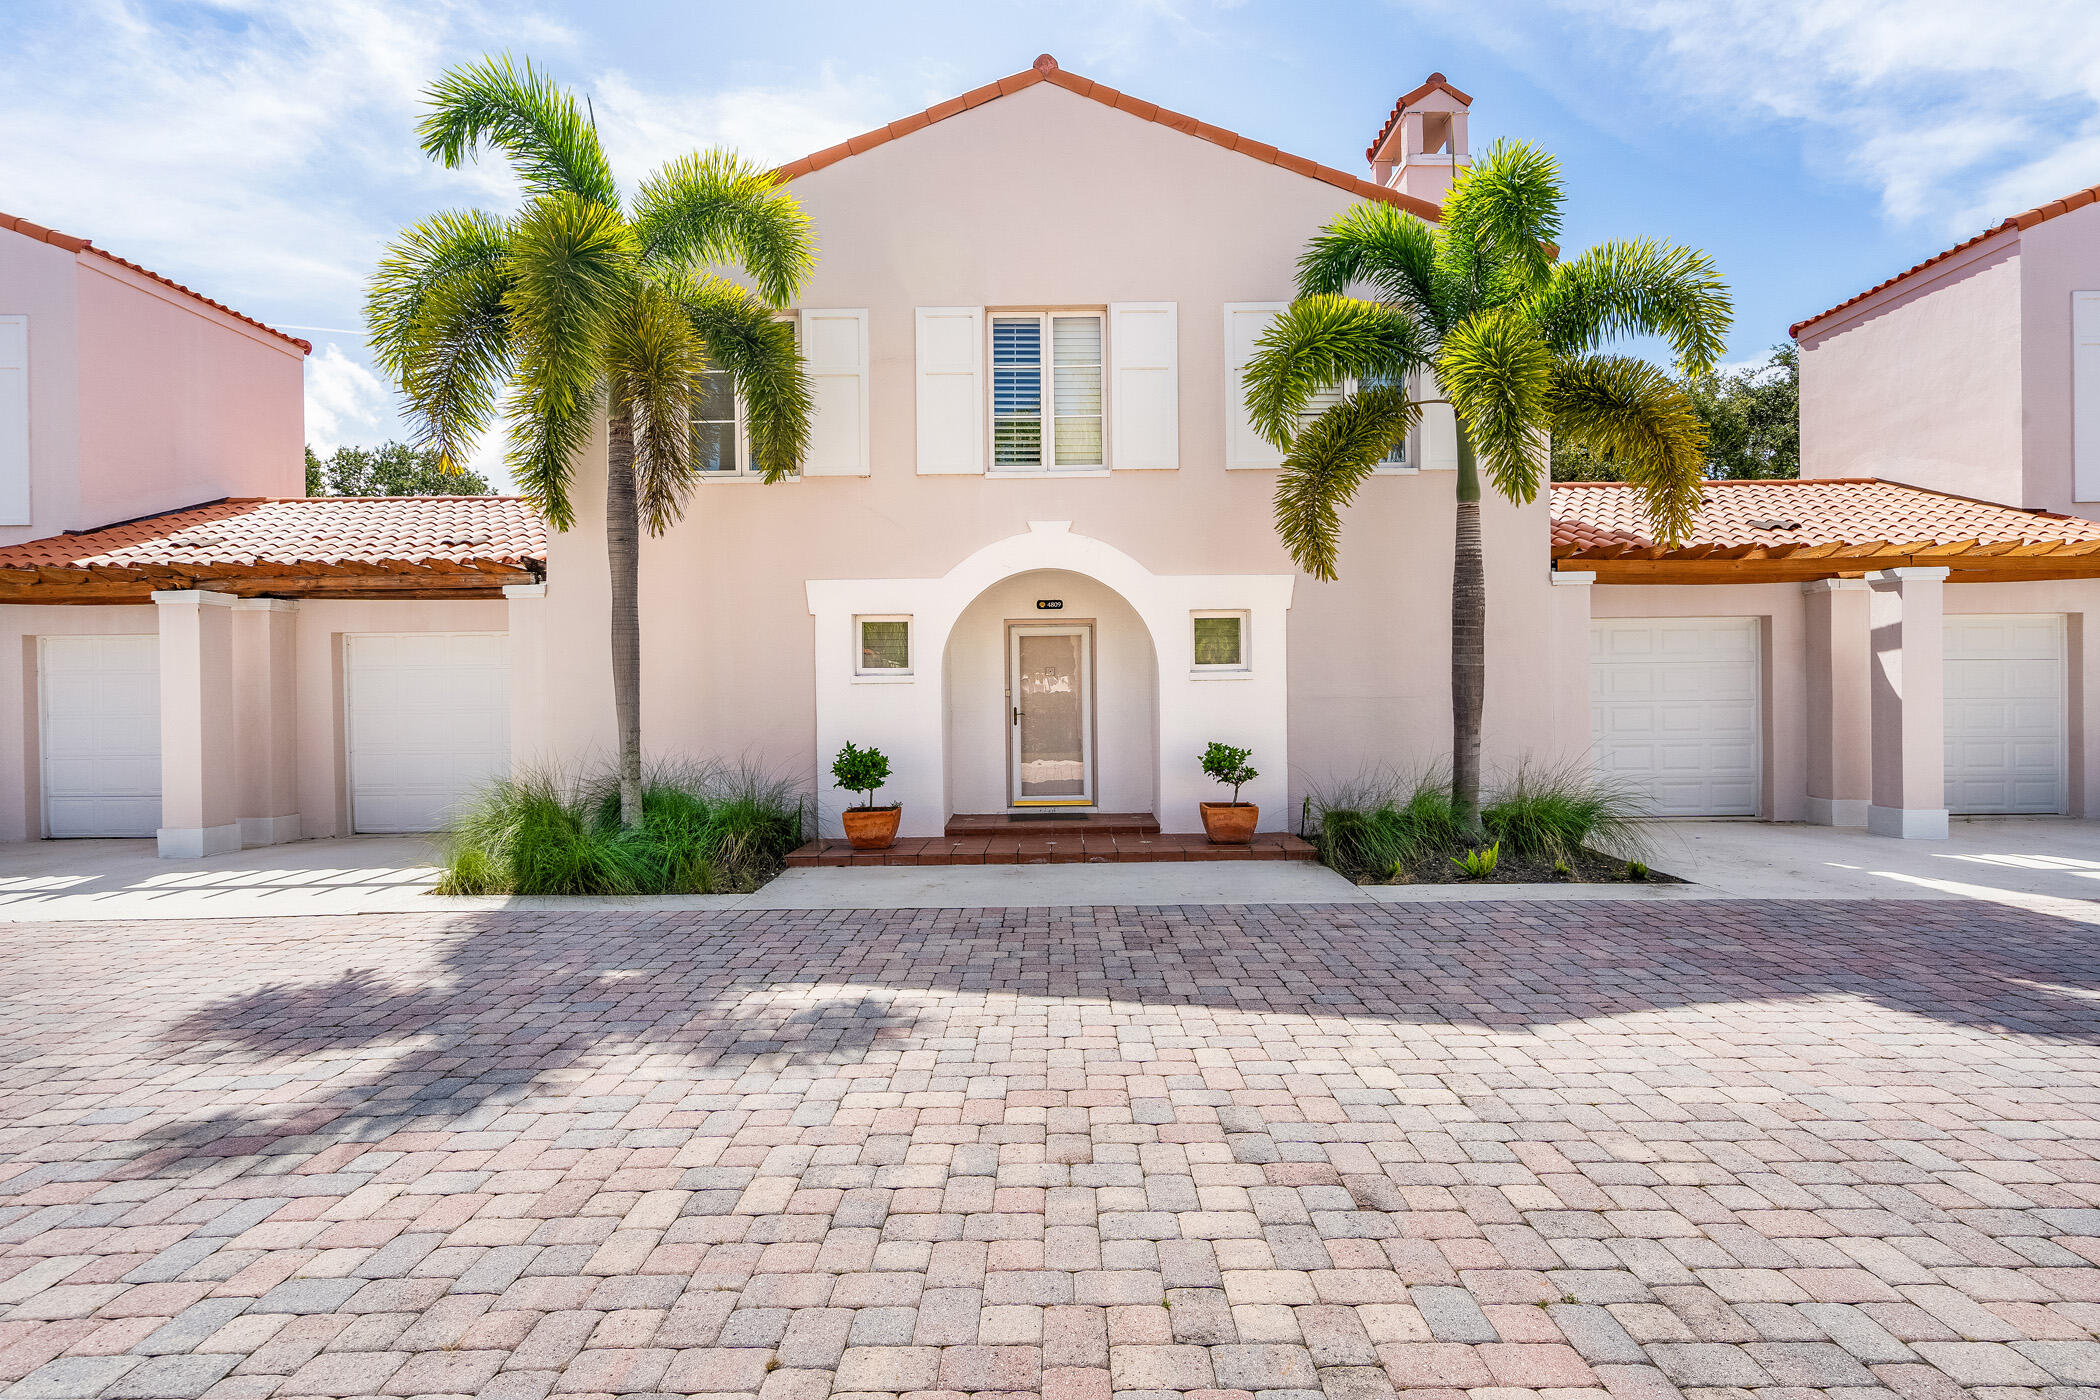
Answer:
0;231;305;549
2018;202;2100;519
532;83;1582;825
1798;236;2025;502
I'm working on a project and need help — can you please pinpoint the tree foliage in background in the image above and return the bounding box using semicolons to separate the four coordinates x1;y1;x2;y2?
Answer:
1241;141;1731;838
1554;343;1796;480
365;55;815;828
304;442;494;497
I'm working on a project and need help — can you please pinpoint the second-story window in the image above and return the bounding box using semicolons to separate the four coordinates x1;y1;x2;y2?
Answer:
693;368;744;474
992;312;1104;471
1301;371;1410;470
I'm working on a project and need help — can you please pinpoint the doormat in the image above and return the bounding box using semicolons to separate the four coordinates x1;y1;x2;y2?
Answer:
1010;811;1088;821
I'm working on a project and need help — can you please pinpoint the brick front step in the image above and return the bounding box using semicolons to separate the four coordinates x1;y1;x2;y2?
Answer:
786;831;1318;866
944;810;1162;837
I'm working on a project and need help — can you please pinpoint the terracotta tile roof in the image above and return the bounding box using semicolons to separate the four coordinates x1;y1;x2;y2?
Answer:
1789;179;2100;339
775;54;1446;224
1365;71;1473;163
0;496;545;584
0;210;312;354
1551;477;2100;574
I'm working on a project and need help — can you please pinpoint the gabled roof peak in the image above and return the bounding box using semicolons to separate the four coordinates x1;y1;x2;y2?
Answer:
1366;72;1474;163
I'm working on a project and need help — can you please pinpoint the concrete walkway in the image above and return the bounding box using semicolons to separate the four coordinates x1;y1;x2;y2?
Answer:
1;818;2096;921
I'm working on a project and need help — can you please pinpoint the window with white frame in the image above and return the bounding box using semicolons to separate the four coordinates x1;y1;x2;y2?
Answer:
695;317;798;478
1192;611;1250;671
991;312;1104;470
856;616;912;676
1302;373;1411;470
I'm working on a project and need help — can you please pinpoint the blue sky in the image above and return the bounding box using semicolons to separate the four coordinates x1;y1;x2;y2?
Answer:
5;0;2098;490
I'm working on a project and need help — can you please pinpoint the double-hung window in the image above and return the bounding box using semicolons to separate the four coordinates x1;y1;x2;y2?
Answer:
694;317;799;478
991;312;1104;471
1300;372;1412;471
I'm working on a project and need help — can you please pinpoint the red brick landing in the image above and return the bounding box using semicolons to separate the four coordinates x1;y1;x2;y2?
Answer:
786;811;1316;866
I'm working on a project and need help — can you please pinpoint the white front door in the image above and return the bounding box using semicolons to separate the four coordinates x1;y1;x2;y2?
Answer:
345;632;510;833
1945;613;2066;815
1009;623;1093;806
1590;617;1761;816
39;634;162;838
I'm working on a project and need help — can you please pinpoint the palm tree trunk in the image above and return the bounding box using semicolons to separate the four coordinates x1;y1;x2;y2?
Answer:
1450;426;1487;842
605;409;645;829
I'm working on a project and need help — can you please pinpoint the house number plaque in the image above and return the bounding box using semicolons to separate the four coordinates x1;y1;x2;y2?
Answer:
1036;599;1063;610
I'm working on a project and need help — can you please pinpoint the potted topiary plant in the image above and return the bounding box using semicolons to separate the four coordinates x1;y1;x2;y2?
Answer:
833;741;900;850
1198;741;1259;844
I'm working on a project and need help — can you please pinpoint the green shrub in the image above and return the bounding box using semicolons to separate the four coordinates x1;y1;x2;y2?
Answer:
1199;742;1258;804
1308;768;1462;881
1482;762;1649;863
1451;841;1500;878
831;742;893;810
434;760;806;896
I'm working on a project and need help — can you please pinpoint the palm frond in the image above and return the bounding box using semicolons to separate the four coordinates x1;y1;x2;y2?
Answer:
1545;354;1708;546
631;151;816;306
666;272;812;484
420;54;620;208
606;284;708;534
1434;139;1562;311
365;209;514;472
1243;295;1427;448
1295;202;1445;330
1438;306;1553;504
502;193;636;526
1528;238;1732;375
1272;385;1420;581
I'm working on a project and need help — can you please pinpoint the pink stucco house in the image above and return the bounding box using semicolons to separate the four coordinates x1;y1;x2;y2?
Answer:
2;59;2098;858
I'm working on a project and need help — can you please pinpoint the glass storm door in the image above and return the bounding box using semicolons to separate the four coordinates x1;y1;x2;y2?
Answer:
1009;624;1093;805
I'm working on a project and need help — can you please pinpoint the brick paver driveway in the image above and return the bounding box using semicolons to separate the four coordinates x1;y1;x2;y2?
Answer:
2;900;2099;1400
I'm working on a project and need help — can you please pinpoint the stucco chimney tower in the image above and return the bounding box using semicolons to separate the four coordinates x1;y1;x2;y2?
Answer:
1366;73;1472;205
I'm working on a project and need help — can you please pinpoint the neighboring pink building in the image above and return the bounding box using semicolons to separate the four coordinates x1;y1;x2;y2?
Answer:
1;59;2098;858
1793;181;2100;521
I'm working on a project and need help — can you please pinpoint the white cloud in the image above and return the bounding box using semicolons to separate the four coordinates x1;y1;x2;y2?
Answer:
303;345;391;453
1546;0;2100;234
587;67;900;184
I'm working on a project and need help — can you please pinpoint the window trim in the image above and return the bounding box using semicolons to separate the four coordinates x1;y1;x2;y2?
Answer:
698;313;803;484
988;308;1107;475
1190;609;1252;675
854;614;915;681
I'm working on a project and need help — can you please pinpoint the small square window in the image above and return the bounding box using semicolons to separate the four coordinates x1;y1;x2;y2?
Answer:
857;616;912;676
1192;612;1248;671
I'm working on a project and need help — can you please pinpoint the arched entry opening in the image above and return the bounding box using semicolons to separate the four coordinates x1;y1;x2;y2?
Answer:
943;569;1159;817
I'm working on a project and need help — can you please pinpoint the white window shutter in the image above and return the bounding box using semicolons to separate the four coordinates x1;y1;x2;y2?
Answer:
800;309;869;476
0;317;25;525
2076;292;2100;502
1224;303;1284;469
1419;367;1459;471
1109;302;1178;470
915;307;984;474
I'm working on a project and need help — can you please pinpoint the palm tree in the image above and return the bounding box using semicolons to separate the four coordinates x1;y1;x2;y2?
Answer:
366;56;814;828
1243;140;1730;838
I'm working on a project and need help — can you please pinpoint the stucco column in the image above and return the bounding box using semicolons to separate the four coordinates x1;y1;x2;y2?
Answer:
1547;570;1595;767
1802;579;1871;826
153;589;240;858
231;599;300;847
1867;567;1950;838
504;583;549;772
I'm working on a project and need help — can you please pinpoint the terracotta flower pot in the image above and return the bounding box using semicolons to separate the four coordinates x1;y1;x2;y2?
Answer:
841;805;902;850
1199;801;1259;845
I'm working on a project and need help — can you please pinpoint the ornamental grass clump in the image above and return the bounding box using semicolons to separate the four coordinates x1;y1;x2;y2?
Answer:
435;760;805;896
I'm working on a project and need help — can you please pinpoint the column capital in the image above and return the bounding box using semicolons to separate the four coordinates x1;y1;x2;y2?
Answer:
232;597;299;612
1801;577;1869;593
151;589;237;608
502;583;549;600
1870;566;1951;583
1548;570;1596;587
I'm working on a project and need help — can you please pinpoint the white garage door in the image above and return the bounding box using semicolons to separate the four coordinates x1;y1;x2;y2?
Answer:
40;635;161;838
1591;617;1761;816
1945;614;2065;815
346;633;510;833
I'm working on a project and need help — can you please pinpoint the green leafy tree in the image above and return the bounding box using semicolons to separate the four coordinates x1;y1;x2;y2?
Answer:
365;56;814;827
304;442;494;497
1554;343;1796;480
1243;141;1730;836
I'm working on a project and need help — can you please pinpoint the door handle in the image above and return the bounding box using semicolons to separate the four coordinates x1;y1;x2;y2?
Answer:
1012;706;1021;726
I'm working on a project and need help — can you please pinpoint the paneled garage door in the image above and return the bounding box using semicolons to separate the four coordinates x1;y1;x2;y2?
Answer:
39;634;161;838
345;633;510;833
1591;617;1761;816
1944;613;2066;815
